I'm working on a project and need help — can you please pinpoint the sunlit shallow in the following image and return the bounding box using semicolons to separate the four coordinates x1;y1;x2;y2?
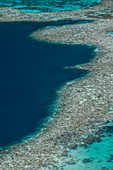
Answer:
61;122;113;170
0;0;101;12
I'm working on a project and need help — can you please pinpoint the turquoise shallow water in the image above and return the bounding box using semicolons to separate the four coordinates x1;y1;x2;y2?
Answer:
108;32;113;36
0;0;101;12
59;31;113;170
0;1;112;169
61;122;113;170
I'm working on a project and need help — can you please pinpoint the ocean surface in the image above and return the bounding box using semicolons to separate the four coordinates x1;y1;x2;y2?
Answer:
0;0;101;12
59;28;113;170
0;1;113;170
0;21;96;148
61;122;113;170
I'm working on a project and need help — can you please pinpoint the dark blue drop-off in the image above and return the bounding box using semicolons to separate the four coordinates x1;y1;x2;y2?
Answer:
0;22;95;148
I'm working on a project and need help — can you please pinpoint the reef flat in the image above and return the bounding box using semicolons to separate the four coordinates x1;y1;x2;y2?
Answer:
0;0;113;169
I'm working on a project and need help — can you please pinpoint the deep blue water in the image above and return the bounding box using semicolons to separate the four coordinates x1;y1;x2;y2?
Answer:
0;0;101;12
0;21;96;148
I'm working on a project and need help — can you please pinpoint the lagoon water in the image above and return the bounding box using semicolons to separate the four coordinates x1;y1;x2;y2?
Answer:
61;123;113;170
0;0;101;12
0;21;95;148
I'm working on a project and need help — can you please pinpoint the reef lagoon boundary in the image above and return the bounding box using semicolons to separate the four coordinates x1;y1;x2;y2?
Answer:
0;0;113;169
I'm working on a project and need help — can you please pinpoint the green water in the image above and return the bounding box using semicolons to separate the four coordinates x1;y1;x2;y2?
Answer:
0;0;101;12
